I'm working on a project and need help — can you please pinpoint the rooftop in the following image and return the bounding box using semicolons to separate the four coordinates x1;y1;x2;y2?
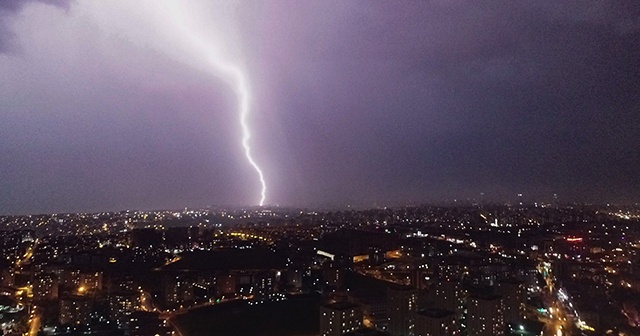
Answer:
417;308;455;318
343;328;391;336
322;301;360;311
470;293;502;301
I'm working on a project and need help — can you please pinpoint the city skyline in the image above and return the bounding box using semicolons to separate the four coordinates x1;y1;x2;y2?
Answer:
2;1;640;215
0;202;638;335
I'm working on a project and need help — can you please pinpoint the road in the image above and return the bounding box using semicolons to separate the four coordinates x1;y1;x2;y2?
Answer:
140;291;157;312
17;240;39;336
541;301;572;336
28;310;41;336
16;239;38;268
167;317;185;336
539;261;579;336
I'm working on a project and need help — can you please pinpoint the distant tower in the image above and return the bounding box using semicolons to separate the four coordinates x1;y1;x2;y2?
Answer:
387;285;417;336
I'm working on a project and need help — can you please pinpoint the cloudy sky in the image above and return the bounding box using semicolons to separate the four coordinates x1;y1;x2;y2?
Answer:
1;0;639;214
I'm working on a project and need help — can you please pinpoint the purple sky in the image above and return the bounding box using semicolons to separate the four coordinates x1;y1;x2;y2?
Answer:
1;1;640;214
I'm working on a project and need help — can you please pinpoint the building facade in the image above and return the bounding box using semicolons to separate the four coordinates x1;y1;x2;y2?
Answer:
320;301;363;336
467;294;504;336
415;308;458;336
387;285;417;336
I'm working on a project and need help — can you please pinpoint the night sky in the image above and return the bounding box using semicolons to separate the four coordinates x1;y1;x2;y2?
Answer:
1;1;640;214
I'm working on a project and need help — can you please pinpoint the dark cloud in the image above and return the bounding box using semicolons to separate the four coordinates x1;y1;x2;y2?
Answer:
2;1;640;214
0;0;70;12
242;0;640;206
0;0;71;52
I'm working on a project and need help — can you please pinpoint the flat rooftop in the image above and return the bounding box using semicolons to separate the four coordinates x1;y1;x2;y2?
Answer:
417;308;455;318
322;301;360;311
470;293;502;301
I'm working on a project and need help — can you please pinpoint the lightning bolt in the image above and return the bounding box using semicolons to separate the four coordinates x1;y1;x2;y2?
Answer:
213;62;267;206
154;2;268;206
82;1;268;206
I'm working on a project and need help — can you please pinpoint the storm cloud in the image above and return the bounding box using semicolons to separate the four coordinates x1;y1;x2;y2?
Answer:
1;1;640;214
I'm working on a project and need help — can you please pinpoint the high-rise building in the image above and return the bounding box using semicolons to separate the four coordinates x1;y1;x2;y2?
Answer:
467;294;504;336
62;269;103;293
415;308;458;336
129;311;172;336
255;271;275;298
344;328;392;336
59;295;93;325
430;281;465;318
387;285;417;336
287;269;303;290
495;279;526;323
33;272;59;301
216;273;236;296
109;291;141;328
162;272;194;306
107;274;136;293
437;263;465;282
320;301;363;336
323;267;343;291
